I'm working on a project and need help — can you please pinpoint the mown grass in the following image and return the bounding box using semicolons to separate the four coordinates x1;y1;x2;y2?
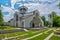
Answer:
8;29;48;40
49;34;60;40
1;27;60;40
0;29;39;39
0;26;19;30
30;30;53;40
0;31;26;39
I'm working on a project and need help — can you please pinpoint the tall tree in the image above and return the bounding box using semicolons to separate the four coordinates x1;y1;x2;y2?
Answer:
56;16;60;27
51;11;60;27
41;16;46;26
58;3;60;9
51;11;57;17
0;9;3;26
51;11;57;27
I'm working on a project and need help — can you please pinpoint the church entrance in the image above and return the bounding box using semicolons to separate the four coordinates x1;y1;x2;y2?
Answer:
32;23;35;28
20;20;25;28
30;16;40;28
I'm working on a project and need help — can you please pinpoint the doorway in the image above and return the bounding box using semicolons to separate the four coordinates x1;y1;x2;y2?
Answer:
32;23;35;28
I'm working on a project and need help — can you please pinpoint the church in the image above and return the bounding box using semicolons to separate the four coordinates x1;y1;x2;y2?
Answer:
8;5;44;28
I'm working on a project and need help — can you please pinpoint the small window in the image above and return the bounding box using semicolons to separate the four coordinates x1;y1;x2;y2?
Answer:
16;15;18;21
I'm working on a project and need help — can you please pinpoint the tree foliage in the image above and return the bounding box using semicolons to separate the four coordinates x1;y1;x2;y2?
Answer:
41;16;49;26
41;11;60;27
58;2;60;9
0;10;4;26
51;11;60;27
41;16;45;25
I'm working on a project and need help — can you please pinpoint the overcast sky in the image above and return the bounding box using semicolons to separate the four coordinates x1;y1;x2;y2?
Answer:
0;0;60;22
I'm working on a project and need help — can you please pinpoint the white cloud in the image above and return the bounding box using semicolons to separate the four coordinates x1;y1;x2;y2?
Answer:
11;0;19;9
2;0;60;22
1;5;15;22
23;3;53;14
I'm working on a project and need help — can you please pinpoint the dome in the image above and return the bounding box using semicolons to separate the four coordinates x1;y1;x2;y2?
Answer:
19;6;28;14
19;6;28;11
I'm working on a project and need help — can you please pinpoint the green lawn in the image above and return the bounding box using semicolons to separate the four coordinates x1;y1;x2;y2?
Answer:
30;30;53;40
49;34;60;40
49;28;60;40
7;29;48;40
0;31;26;38
0;30;38;38
0;26;20;30
0;28;60;40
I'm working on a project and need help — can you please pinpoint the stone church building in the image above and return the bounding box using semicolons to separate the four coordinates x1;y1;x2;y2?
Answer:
8;6;44;28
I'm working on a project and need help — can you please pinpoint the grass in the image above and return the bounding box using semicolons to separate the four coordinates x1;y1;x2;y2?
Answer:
0;31;26;38
30;30;53;40
49;34;60;40
0;27;60;40
0;29;40;39
0;26;20;30
8;29;48;40
49;27;60;40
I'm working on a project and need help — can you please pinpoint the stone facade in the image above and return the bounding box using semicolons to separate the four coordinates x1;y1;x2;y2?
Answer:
8;6;44;28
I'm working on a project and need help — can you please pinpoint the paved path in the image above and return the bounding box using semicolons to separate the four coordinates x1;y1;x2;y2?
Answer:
44;33;54;40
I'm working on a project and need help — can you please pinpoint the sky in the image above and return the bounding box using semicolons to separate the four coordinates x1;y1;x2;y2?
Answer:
0;0;60;22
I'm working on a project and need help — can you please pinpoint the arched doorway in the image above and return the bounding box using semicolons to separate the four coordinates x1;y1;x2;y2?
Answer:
20;20;25;28
30;16;40;28
32;23;35;28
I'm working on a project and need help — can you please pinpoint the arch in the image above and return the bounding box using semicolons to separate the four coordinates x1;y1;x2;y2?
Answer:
30;16;40;28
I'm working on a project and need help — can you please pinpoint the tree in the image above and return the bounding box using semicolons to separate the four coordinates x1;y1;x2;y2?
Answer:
45;21;49;26
41;16;48;26
51;11;57;17
56;16;60;27
0;10;4;26
58;3;60;9
52;2;60;27
51;11;60;27
51;11;57;27
41;16;45;25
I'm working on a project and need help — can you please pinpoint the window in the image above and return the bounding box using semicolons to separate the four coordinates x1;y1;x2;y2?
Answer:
16;14;18;21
